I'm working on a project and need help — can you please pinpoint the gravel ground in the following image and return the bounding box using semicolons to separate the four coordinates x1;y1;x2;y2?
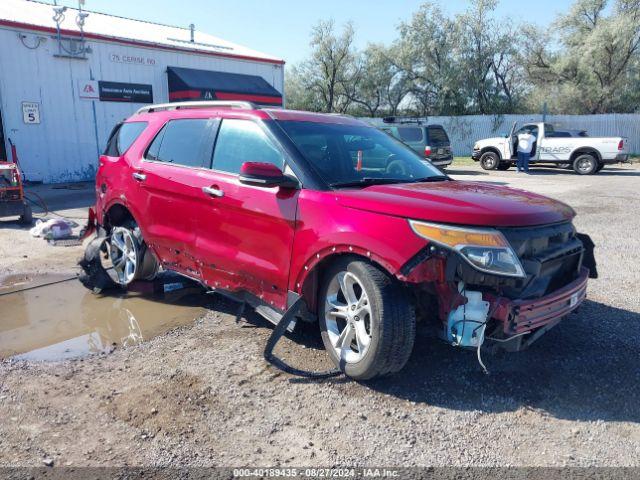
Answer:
1;164;639;468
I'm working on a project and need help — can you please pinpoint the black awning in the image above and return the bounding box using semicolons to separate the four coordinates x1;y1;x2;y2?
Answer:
167;66;282;106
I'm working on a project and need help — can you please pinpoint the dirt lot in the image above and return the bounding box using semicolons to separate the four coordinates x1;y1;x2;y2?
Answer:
1;164;639;468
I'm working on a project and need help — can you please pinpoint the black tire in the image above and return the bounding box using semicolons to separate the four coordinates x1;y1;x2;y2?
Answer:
480;151;499;170
596;163;605;172
19;203;32;225
497;162;511;171
573;154;598;175
318;257;416;380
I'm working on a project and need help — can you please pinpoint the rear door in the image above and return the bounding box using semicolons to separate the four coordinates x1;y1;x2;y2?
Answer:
135;117;218;277
192;117;299;311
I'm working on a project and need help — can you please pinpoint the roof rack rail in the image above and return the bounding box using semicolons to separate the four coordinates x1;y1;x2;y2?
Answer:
136;100;258;115
382;116;427;125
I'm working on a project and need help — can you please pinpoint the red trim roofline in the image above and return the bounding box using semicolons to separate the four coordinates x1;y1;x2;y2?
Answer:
0;19;285;66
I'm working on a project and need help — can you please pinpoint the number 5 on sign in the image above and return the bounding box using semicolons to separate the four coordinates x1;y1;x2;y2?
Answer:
22;102;41;124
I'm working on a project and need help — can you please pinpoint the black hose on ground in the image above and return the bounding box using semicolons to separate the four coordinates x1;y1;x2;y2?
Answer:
263;296;342;379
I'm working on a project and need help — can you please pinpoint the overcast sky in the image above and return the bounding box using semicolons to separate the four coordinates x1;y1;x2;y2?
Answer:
50;0;572;64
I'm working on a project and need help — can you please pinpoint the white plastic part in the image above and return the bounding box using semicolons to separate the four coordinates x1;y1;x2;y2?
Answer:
446;283;490;348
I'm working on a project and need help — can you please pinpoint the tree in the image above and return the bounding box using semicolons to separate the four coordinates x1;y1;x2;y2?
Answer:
288;20;358;113
524;0;640;113
341;44;411;116
395;2;464;115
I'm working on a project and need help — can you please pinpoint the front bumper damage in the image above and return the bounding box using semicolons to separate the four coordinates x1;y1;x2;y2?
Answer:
488;266;589;336
402;228;596;355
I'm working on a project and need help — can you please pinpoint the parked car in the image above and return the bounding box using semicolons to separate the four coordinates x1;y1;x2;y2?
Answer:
472;122;629;174
84;102;596;380
380;117;453;169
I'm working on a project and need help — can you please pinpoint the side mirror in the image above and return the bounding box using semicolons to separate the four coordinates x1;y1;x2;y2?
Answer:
239;162;298;189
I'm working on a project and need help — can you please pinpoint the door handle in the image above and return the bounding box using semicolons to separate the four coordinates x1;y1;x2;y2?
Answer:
202;186;224;198
132;172;146;181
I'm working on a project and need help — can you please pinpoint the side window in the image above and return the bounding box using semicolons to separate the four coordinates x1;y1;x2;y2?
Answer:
397;127;423;143
145;119;215;168
104;122;147;156
212;119;284;174
426;126;449;145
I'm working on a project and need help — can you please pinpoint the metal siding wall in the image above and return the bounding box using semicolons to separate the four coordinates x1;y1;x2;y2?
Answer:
366;114;640;157
0;25;284;183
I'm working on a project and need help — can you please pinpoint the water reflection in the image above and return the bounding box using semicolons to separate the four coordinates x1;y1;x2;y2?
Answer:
0;274;209;361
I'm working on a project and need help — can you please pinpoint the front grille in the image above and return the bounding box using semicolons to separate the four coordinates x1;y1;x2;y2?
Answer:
500;222;584;299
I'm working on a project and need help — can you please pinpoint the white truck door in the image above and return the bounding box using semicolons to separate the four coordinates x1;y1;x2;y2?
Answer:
506;122;517;159
530;124;542;160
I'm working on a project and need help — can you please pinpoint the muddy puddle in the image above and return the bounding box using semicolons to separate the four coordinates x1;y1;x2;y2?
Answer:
0;273;211;361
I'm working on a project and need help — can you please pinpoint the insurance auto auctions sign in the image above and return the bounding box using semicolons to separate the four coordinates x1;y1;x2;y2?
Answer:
98;81;153;103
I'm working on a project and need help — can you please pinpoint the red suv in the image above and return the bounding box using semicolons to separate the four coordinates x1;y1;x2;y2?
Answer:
86;101;595;380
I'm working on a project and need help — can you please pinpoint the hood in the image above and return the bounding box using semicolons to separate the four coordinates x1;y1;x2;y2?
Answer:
334;180;575;227
475;137;507;147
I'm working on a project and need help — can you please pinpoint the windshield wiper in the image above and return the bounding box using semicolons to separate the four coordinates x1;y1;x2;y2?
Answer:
413;175;449;182
330;177;411;188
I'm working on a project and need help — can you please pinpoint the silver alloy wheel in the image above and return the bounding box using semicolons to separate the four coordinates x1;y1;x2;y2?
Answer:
324;271;373;364
577;157;594;173
109;226;138;285
481;153;497;169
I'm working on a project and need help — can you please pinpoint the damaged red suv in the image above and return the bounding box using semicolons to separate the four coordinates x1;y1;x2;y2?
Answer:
84;101;596;380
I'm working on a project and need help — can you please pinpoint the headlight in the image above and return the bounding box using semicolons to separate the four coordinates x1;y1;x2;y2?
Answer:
473;143;480;150
409;220;526;278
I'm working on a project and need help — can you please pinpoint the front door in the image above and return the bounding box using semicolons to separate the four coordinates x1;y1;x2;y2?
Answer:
192;117;299;311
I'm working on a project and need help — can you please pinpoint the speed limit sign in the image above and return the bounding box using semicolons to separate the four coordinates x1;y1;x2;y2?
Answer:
22;102;41;124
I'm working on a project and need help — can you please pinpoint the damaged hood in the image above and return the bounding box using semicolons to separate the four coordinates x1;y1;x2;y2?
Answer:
334;180;575;227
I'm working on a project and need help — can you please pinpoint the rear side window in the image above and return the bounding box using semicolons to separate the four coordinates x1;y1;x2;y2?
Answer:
145;119;215;168
397;127;423;143
104;122;147;156
212;119;284;174
427;126;449;145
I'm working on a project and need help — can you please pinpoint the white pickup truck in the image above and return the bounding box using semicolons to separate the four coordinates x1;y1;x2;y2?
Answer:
472;122;630;174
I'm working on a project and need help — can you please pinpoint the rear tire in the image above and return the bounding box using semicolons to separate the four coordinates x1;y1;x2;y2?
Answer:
480;152;499;170
318;258;416;380
573;154;598;175
108;220;158;286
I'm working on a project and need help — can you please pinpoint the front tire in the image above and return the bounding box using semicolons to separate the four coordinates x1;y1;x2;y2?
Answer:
480;152;499;170
573;154;598;175
497;162;511;171
318;258;416;380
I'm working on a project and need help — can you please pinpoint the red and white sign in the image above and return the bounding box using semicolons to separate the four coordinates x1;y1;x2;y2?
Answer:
78;80;99;99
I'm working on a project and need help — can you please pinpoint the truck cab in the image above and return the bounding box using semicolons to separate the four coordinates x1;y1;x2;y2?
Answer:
472;122;629;175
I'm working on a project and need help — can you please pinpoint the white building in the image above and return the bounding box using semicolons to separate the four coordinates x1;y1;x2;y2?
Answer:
0;0;285;183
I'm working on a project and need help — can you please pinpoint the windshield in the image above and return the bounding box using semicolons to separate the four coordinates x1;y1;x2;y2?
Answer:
276;120;444;187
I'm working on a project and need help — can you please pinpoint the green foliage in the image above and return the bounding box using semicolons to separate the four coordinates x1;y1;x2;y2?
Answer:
286;0;640;115
525;0;640;113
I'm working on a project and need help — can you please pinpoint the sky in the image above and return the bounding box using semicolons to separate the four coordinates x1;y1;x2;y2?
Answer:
49;0;573;65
